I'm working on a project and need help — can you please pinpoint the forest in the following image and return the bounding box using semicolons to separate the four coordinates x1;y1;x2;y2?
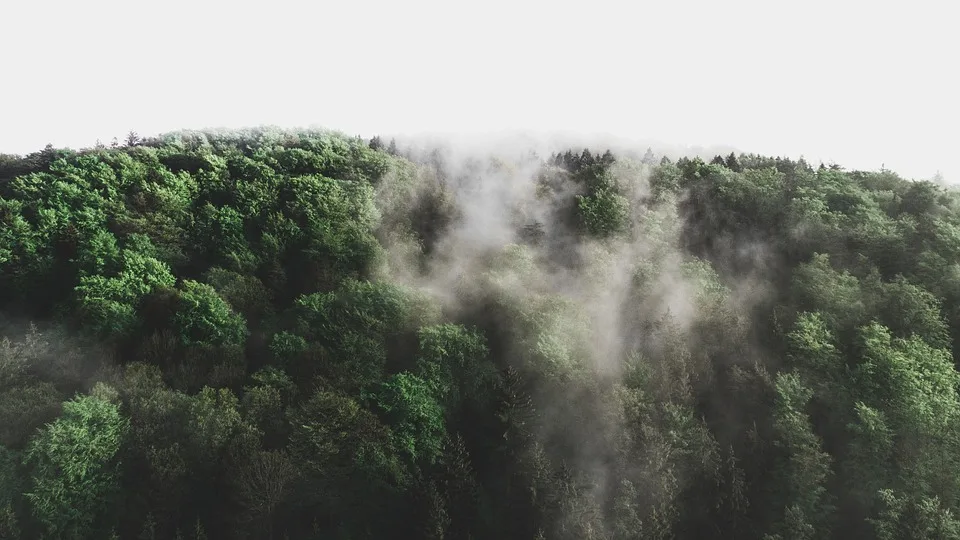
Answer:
1;127;959;539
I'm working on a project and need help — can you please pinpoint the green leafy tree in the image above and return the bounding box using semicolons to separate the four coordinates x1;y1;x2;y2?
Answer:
279;175;383;293
790;253;867;334
289;279;425;389
74;249;176;338
869;489;960;540
193;203;257;273
0;382;62;449
852;323;960;506
173;280;248;347
23;393;128;540
367;372;447;465
287;389;411;537
414;323;493;407
242;367;297;445
767;372;835;538
577;187;630;237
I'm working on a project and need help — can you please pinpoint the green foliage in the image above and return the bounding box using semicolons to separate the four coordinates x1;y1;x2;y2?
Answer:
415;324;493;406
268;331;308;367
785;312;847;404
5;131;960;539
242;367;296;443
202;267;273;320
844;402;895;510
869;489;960;540
648;162;682;201
790;253;867;333
289;278;425;389
367;372;447;465
577;187;630;237
75;229;122;277
74;249;176;338
287;389;411;537
0;446;20;538
769;372;835;537
186;386;243;461
854;323;960;432
289;389;401;479
0;382;62;449
173;280;248;347
193;203;257;273
23;393;128;540
0;445;22;536
280;174;383;291
874;276;951;350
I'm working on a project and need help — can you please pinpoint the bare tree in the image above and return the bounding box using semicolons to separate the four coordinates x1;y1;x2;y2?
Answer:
232;450;297;540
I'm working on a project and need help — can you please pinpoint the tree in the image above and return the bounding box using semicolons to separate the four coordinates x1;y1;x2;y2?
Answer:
289;279;426;389
767;372;835;538
725;152;742;172
0;445;22;537
901;181;942;217
852;323;960;506
843;402;894;514
24;392;129;540
790;253;867;334
242;367;297;445
287;390;411;537
869;489;960;540
278;175;383;293
367;372;447;466
173;280;248;347
232;450;296;539
0;382;62;449
601;149;615;166
118;363;194;534
875;276;950;350
185;386;243;463
74;250;177;338
188;201;254;269
414;324;493;408
577;187;630;238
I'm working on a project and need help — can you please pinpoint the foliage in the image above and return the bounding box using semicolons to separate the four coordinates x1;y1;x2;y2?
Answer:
23;393;128;539
173;280;248;347
0;130;959;538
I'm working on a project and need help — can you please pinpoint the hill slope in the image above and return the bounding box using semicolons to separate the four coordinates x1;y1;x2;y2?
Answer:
1;128;959;539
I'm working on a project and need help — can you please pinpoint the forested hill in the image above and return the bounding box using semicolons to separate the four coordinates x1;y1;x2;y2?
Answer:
2;128;960;540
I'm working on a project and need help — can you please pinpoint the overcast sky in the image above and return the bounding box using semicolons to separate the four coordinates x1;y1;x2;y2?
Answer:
2;0;956;181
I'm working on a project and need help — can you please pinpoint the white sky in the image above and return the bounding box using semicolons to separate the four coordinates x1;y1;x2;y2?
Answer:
2;0;956;181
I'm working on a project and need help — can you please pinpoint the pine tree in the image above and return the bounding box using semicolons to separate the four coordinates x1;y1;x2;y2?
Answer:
125;131;141;147
725;152;742;172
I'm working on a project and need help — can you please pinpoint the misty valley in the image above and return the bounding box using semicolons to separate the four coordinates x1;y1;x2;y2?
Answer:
1;128;959;539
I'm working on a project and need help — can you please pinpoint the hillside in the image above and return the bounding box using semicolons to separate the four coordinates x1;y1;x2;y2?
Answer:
1;128;960;539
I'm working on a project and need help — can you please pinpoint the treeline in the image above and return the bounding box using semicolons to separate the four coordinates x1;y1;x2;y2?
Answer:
0;127;959;539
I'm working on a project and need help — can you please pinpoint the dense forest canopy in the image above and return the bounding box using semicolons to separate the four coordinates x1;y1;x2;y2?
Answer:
1;127;960;539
